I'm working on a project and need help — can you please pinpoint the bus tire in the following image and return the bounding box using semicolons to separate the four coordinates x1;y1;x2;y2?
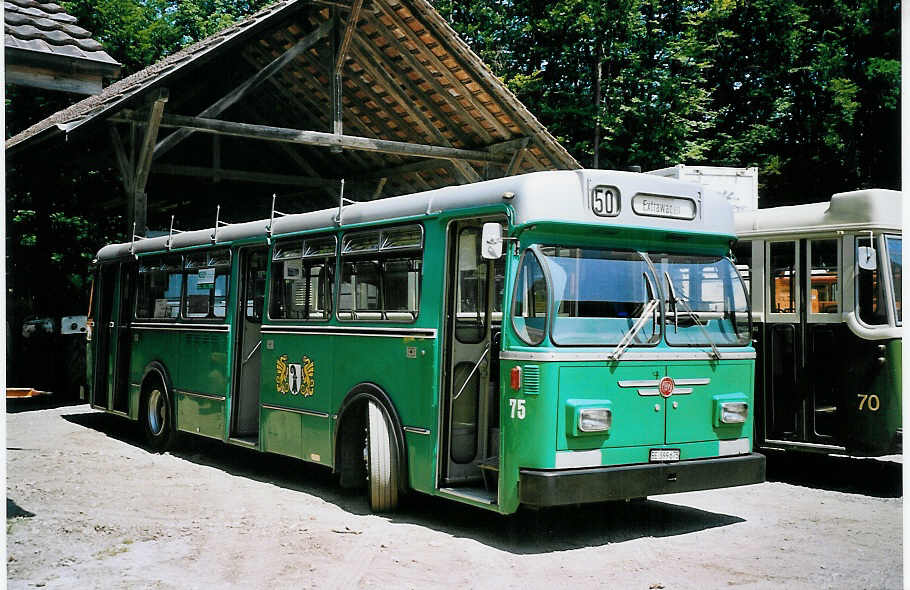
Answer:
366;400;399;512
142;377;175;452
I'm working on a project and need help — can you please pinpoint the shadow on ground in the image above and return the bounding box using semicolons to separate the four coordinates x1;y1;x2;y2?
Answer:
7;395;85;414
764;449;902;498
62;409;744;554
7;498;35;519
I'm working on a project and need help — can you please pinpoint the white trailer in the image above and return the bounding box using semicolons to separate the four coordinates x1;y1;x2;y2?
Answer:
648;165;759;213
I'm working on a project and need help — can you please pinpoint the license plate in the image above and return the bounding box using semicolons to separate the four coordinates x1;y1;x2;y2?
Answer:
650;448;680;462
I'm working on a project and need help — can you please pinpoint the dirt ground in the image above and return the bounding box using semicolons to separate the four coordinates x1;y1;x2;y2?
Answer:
6;403;903;589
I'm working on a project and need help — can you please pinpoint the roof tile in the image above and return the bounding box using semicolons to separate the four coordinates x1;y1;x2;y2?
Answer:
5;0;118;66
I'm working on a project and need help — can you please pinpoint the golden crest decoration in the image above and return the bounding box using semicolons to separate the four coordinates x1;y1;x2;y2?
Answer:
275;353;315;397
275;354;289;394
301;356;315;397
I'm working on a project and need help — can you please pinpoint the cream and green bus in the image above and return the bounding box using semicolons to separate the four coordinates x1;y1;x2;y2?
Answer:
87;169;765;514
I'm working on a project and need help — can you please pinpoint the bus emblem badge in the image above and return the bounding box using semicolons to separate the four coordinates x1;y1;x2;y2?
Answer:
276;354;315;397
659;377;675;398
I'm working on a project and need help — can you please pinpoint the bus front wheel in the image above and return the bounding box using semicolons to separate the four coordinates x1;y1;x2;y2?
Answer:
366;400;399;512
142;380;175;451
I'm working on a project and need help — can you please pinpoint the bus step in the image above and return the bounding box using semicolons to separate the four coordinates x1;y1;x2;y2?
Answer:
439;486;496;505
476;456;499;472
814;406;837;415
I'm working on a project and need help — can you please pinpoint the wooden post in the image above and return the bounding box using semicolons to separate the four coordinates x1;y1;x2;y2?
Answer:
132;89;169;235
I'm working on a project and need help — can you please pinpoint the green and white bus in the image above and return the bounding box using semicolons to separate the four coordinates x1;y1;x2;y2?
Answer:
734;189;902;456
87;170;765;514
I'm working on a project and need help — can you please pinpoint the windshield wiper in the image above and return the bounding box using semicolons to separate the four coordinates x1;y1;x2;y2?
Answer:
608;298;659;361
664;271;720;360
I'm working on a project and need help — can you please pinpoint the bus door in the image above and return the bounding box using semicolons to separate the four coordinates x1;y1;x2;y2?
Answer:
230;247;267;443
764;238;844;446
93;262;133;412
441;220;504;492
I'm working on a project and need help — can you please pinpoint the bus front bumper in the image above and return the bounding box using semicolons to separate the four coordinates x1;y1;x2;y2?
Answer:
519;452;766;507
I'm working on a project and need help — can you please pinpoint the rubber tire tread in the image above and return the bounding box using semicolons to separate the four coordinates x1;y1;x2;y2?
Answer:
367;400;399;512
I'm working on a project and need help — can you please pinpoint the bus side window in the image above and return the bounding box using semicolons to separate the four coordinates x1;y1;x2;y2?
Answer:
183;249;231;320
768;241;797;314
808;239;839;314
270;237;336;321
339;226;422;322
136;255;182;320
857;236;887;326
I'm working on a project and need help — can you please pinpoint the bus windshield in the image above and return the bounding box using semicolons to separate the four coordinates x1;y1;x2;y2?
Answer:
533;247;749;347
540;247;660;346
886;235;902;325
652;253;751;347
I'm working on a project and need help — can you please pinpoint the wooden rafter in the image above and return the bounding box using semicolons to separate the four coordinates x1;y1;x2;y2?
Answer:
334;0;363;73
154;19;335;159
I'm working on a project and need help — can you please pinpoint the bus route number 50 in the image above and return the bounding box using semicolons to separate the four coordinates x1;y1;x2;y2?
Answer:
509;399;526;420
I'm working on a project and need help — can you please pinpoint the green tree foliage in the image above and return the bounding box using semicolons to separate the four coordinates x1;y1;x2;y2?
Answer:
436;0;901;202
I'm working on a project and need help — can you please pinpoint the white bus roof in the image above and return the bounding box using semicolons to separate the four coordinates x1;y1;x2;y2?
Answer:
97;169;737;260
734;189;902;238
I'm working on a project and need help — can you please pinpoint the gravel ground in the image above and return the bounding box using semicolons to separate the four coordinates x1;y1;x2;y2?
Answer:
6;403;903;589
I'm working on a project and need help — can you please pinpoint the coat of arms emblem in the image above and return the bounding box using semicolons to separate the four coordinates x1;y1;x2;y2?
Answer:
276;354;315;397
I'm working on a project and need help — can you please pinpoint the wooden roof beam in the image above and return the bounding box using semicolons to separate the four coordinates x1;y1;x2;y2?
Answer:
154;18;335;160
335;0;363;73
114;110;514;164
152;164;331;187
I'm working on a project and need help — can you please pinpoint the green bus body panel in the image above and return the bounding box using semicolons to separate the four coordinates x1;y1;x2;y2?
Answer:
176;393;226;439
847;337;902;453
664;361;753;444
557;363;666;449
130;329;230;439
261;408;303;458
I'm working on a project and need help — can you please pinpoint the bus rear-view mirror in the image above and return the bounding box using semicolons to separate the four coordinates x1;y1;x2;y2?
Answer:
857;246;877;271
481;223;504;260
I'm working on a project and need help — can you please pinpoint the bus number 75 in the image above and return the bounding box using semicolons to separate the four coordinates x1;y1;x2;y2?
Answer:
509;399;526;420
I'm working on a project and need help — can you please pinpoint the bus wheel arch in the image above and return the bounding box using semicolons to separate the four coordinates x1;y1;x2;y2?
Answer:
334;383;408;509
140;362;176;451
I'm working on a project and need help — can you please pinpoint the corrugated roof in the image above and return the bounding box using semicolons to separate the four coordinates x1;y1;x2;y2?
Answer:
5;0;120;68
7;0;579;199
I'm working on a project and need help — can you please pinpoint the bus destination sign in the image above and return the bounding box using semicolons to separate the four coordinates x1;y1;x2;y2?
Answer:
632;194;697;220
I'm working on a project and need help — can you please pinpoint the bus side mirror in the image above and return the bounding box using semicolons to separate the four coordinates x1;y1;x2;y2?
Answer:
857;246;877;271
481;223;504;260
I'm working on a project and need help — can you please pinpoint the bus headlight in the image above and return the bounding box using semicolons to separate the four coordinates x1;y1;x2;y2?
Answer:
720;402;748;424
579;408;612;432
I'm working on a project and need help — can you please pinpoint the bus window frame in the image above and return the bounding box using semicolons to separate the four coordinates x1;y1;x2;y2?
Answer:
134;253;185;322
509;246;551;346
884;233;902;327
805;236;842;324
336;224;424;324
181;247;232;323
853;233;895;329
267;234;337;323
765;239;800;324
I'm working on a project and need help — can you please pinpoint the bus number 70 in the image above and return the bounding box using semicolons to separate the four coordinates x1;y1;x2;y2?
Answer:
857;394;880;412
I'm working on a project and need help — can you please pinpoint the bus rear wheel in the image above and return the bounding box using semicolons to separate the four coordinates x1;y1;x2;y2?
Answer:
142;380;175;451
366;400;399;512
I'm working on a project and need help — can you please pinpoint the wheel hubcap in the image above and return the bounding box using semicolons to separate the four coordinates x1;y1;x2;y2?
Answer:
147;388;165;436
